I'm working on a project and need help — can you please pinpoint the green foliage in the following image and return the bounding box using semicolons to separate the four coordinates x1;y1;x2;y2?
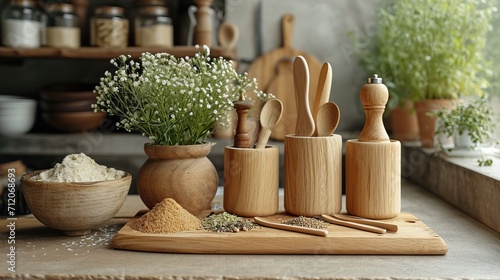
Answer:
92;46;272;146
433;96;497;166
351;0;496;105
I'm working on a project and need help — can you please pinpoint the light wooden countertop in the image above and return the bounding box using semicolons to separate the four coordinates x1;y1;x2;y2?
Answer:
1;180;499;280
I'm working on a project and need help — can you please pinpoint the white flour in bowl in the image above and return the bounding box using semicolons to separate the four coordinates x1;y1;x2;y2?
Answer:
32;153;125;182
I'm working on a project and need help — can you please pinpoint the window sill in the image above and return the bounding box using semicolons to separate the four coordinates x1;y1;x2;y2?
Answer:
402;142;500;233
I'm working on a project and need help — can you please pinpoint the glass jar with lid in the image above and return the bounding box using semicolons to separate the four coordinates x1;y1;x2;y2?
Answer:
44;3;80;48
135;6;172;47
90;6;128;48
1;0;44;48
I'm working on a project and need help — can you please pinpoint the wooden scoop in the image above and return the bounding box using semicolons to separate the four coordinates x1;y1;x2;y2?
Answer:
293;56;315;136
254;217;328;237
218;22;239;49
255;99;283;149
316;102;340;136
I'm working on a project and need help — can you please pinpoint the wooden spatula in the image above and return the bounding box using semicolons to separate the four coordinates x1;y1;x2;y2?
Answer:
293;56;315;136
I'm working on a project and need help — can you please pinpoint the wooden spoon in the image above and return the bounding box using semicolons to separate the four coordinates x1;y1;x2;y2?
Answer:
293;56;315;136
254;217;328;237
255;99;283;149
312;62;332;136
316;102;340;136
218;22;239;49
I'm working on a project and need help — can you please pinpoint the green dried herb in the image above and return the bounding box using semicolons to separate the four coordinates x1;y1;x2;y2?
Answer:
202;212;255;233
282;216;328;229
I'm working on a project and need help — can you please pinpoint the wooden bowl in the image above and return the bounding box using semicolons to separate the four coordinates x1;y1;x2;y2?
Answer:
42;111;107;132
40;99;95;112
40;84;98;102
21;170;132;236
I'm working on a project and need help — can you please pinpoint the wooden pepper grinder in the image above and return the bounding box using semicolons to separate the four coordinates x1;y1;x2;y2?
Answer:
345;74;401;219
358;74;390;142
233;94;254;148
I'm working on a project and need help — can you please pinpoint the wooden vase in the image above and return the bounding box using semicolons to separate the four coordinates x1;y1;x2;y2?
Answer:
137;142;218;215
284;134;342;216
223;145;279;217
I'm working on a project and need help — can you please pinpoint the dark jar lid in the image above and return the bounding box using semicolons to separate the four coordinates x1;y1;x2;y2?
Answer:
133;0;166;7
9;0;36;7
94;6;125;17
44;3;75;14
138;6;169;16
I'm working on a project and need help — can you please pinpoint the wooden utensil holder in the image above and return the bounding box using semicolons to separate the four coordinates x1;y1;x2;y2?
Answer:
346;140;401;219
284;134;342;216
223;146;279;217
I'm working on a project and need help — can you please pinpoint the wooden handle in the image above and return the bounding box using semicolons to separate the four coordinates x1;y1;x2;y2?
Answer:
255;128;272;149
321;214;387;234
293;56;315;136
282;14;294;49
254;217;328;237
332;214;398;232
312;62;332;136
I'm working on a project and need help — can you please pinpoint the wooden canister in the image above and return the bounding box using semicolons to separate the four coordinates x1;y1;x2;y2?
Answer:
346;140;401;219
223;145;279;217
284;134;342;216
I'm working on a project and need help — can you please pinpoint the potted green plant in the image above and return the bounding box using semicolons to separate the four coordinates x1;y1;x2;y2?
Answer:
433;96;497;166
92;46;271;214
351;0;495;147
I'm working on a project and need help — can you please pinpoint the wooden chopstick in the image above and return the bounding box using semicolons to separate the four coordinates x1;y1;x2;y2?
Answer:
254;217;328;237
321;214;387;234
332;213;399;232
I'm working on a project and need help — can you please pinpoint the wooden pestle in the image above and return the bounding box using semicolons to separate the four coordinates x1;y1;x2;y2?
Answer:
233;99;255;148
358;74;390;142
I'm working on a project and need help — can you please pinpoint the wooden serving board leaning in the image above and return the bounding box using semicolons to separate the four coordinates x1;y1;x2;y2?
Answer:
112;212;448;255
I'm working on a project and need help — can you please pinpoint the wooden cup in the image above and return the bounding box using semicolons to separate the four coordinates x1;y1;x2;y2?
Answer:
284;134;342;216
223;145;279;217
346;139;401;219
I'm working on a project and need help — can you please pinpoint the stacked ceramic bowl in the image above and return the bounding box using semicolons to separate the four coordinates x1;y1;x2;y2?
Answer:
40;85;107;132
0;96;37;136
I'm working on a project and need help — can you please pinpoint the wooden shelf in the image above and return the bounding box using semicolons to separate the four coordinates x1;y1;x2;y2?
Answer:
0;46;236;60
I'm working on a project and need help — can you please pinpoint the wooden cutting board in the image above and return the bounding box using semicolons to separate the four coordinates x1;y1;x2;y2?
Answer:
247;14;322;140
111;212;448;255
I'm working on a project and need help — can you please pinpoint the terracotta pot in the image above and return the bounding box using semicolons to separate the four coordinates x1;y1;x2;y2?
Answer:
414;99;455;148
389;99;419;142
137;142;218;215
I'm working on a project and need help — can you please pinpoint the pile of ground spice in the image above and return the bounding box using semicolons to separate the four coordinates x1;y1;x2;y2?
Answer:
130;198;202;234
282;216;328;229
202;212;255;233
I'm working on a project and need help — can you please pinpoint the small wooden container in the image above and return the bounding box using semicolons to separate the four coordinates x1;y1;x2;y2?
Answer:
223;145;279;217
284;134;342;216
346;140;401;219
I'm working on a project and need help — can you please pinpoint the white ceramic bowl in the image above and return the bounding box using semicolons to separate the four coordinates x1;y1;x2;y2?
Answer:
21;170;132;236
0;97;37;136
